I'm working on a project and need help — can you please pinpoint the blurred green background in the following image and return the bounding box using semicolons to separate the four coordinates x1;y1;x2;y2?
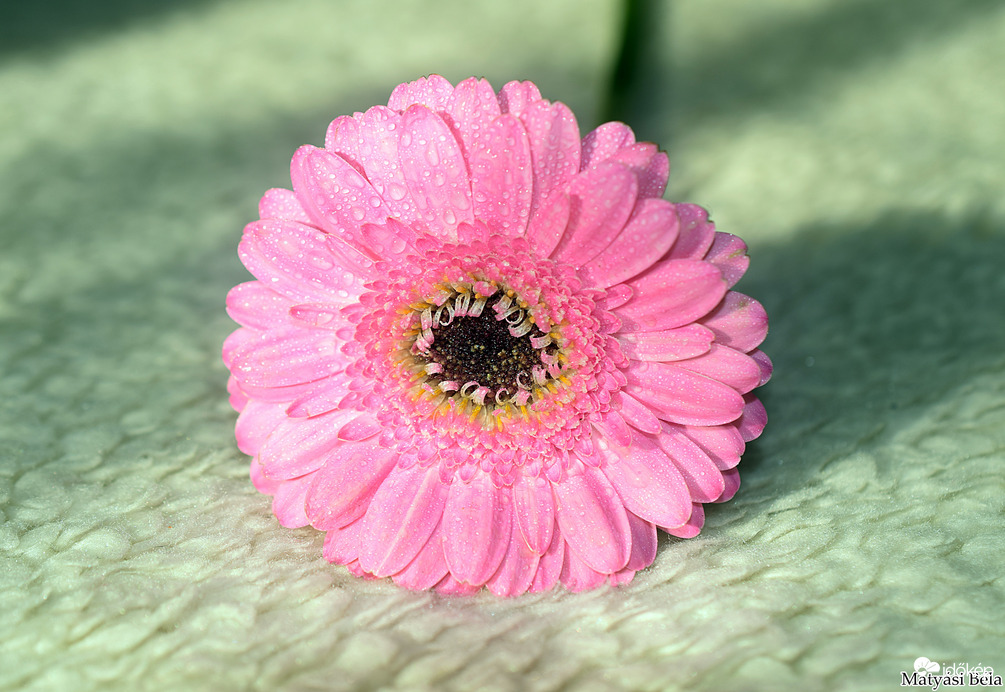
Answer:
1;1;1003;690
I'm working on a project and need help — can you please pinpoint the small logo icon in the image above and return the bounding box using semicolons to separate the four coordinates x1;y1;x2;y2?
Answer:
914;657;940;674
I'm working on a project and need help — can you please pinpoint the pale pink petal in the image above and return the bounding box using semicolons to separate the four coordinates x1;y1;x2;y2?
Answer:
284;371;352;419
717;470;740;503
609;569;637;587
553;466;632;573
528;520;565;593
229;327;347;389
617;259;727;332
272;473;314;528
623;511;658;572
258;188;313;224
599;283;633;311
289;145;391;253
512;473;555;554
322;517;364;565
673;344;763;394
398;105;474;237
551;162;638;266
239;219;367;305
580;121;635;169
234;378;316;404
324;115;364;174
608;143;669;199
226;282;292;330
704;233;750;287
665;503;705;537
486;518;540;597
235;400;287;456
625;361;745;426
288;303;351;330
525;190;570;257
446;77;503;155
354;106;417;225
592;409;632;448
337;415;382;442
467;114;533;236
392;519;449;591
497;80;543;117
579;198;679;288
250;459;280;495
443;472;512;585
617;324;714;362
259;408;358;480
614;391;662;435
560;547;609;591
673;423;745;471
435;575;480;596
357;463;450;577
305;441;397;530
228;374;249;412
654;424;725;504
600;431;693;529
668;203;716;260
520;99;581;219
387;74;455;112
359;218;419;258
737;396;768;442
700;292;770;353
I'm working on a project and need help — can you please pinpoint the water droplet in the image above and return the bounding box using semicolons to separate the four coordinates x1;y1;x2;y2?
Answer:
387;183;407;201
351;207;366;221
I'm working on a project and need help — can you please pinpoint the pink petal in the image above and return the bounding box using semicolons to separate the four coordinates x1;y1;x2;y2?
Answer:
668;203;717;260
485;517;540;597
751;349;773;385
322;517;364;565
717;470;740;503
234;377;316;404
654;424;725;504
228;374;249;412
673;423;745;471
357;463;450;577
552;466;632;573
609;143;669;199
398;105;473;237
600;431;693;529
512;473;555;554
387;74;455;112
700;292;769;353
359;218;419;258
704;233;750;288
614;391;662;435
592;409;632;448
226;282;292;330
560;547;609;591
617;259;727;332
324;115;364;174
235;400;287;456
737;396;768;442
580;121;635;169
446;77;503;155
288;302;350;330
673;344;763;394
520;99;581;220
250;459;280;494
289;145;391;253
305;441;397;530
259;408;357;480
229;327;347;389
528;522;565;593
434;575;480;596
284;371;352;418
624;511;658;572
392;519;449;591
272;474;314;528
443;472;512;586
337;415;382;442
467;114;533;236
665;503;705;538
579;198;680;288
354;106;417;225
525;191;570;258
497;80;543;117
625;361;745;426
258;188;312;223
238;219;367;305
617;324;714;362
551;162;638;267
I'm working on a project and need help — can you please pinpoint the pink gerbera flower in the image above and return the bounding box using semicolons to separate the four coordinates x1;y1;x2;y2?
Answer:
223;75;770;596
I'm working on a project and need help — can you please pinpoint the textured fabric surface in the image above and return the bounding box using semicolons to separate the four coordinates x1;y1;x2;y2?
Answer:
1;1;1003;690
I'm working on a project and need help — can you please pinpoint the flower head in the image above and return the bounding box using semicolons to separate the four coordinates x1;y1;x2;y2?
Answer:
223;76;770;595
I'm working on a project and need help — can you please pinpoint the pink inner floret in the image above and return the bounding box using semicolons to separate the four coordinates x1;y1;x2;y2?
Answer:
224;75;770;596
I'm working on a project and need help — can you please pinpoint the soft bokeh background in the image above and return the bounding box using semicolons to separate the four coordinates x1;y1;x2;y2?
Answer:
2;1;1003;690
